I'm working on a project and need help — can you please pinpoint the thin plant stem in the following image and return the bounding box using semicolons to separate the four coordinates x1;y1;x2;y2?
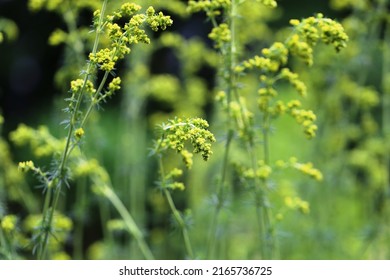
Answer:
163;189;194;259
81;71;110;127
63;3;85;66
206;129;233;258
381;13;390;259
158;156;194;259
101;185;154;260
73;177;87;259
381;14;390;190
37;0;109;259
207;0;239;259
98;198;113;245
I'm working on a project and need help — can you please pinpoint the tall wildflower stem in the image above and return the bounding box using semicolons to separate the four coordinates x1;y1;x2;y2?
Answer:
158;156;194;259
207;0;238;258
207;0;274;259
382;18;390;172
244;99;273;259
80;71;110;127
37;0;108;260
381;16;390;232
101;185;154;260
63;1;84;65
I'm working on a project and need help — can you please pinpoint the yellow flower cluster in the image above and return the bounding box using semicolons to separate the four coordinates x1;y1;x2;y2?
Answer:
107;77;121;96
187;0;230;17
284;196;310;214
288;104;318;139
18;161;35;172
28;0;99;13
288;13;348;65
89;48;117;72
258;0;277;8
1;215;17;233
163;168;186;191
70;79;96;95
209;23;231;49
74;128;84;139
154;118;216;168
280;68;307;97
89;4;173;72
289;157;323;181
276;157;323;181
240;55;280;73
10;124;64;158
262;42;289;67
243;160;272;180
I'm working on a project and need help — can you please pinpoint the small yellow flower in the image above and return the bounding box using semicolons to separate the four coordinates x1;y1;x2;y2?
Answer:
18;160;35;172
1;215;17;233
289;19;300;26
74;128;84;139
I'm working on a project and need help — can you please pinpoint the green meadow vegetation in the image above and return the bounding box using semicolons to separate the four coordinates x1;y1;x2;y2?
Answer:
0;0;389;260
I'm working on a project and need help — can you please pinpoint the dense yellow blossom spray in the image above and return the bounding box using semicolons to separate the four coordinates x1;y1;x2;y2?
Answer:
15;1;173;259
188;0;348;259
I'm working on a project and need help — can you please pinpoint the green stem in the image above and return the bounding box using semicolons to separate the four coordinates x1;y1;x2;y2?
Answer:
38;179;63;260
36;0;108;259
102;185;154;260
254;103;275;259
158;156;194;259
381;13;390;257
206;129;233;259
382;15;390;183
81;71;110;128
98;198;113;245
262;111;270;165
207;1;239;259
73;177;87;259
36;183;53;259
63;3;85;66
163;189;194;259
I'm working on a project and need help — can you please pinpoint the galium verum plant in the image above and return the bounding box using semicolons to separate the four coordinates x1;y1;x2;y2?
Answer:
15;1;172;259
151;117;216;259
188;0;348;259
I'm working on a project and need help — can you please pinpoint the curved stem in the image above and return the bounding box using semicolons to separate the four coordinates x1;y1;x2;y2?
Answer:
158;156;194;259
36;0;108;259
102;186;154;260
207;129;233;258
163;189;194;259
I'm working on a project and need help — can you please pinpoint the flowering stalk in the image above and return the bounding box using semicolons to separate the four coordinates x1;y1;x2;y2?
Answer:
152;117;216;259
187;0;238;259
36;0;109;259
98;185;154;260
158;157;194;259
15;1;174;259
189;0;347;259
381;10;390;238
